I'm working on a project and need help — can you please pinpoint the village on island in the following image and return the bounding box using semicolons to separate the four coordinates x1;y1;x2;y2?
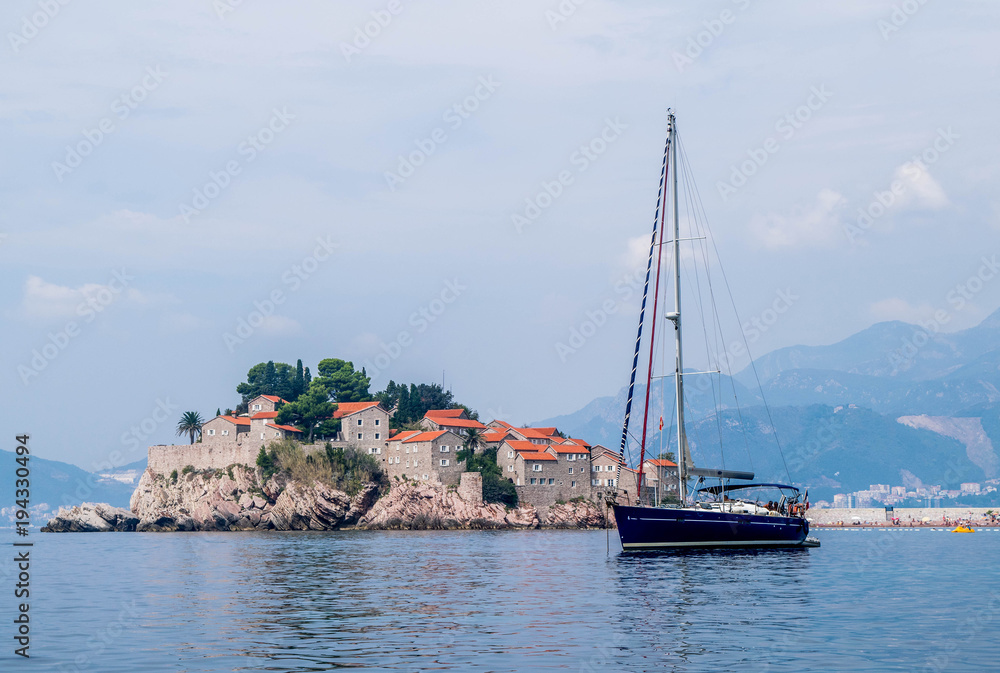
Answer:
150;390;679;515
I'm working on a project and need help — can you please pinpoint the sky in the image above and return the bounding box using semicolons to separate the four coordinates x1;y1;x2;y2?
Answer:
2;1;998;471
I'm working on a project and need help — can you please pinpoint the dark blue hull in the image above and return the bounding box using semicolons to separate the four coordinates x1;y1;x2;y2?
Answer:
613;504;811;550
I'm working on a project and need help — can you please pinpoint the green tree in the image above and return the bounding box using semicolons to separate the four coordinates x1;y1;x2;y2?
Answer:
216;408;221;418
293;359;305;399
176;411;204;445
462;427;484;454
276;381;335;442
315;358;372;403
236;360;302;404
457;445;517;507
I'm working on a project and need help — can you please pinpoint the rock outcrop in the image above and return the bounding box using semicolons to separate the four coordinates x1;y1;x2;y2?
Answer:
45;466;609;532
40;503;139;532
358;481;608;530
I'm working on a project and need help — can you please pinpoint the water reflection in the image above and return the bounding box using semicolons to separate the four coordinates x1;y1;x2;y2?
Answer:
18;529;1000;673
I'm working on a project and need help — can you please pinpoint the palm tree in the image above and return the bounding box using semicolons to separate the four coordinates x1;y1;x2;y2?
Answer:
464;427;484;452
176;411;205;444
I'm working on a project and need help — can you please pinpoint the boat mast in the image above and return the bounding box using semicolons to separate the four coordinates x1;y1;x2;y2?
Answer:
666;111;688;504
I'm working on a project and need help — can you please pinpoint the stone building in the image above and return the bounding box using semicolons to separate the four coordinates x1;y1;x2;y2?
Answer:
384;429;467;485
419;409;487;436
331;401;390;455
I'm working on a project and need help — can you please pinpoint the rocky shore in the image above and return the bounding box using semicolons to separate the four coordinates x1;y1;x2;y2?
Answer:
43;466;609;532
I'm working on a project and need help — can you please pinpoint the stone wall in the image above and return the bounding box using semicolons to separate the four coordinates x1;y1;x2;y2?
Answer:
458;472;483;505
809;507;997;525
148;442;259;475
148;440;331;475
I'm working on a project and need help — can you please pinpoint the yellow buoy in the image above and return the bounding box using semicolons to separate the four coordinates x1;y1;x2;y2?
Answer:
952;525;975;533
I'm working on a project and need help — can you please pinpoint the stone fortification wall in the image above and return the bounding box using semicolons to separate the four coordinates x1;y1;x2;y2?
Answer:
809;507;996;525
458;472;483;505
148;441;330;475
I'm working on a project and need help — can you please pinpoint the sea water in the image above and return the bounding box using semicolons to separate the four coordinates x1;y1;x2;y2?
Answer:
1;528;998;672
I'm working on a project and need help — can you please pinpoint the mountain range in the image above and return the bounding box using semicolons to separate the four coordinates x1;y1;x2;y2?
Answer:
539;308;1000;502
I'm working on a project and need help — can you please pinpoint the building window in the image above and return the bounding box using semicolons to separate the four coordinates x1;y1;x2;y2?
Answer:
395;457;400;464
548;478;555;485
412;446;417;453
423;474;428;480
406;459;410;467
507;451;514;458
568;467;573;474
594;465;601;472
508;465;514;472
571;481;577;487
357;433;363;440
440;446;450;452
253;404;261;411
375;419;381;426
533;464;542;472
260;433;265;439
530;478;537;485
413;460;418;467
374;433;380;440
440;459;450;467
207;429;215;436
222;429;229;436
592;479;600;486
568;455;575;461
405;447;410;454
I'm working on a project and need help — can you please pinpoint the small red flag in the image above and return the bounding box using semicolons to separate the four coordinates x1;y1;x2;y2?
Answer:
658;416;664;431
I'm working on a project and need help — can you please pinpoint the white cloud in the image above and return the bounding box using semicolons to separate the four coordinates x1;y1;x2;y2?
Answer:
257;315;301;336
18;275;170;323
893;162;949;209
749;189;846;249
868;297;937;324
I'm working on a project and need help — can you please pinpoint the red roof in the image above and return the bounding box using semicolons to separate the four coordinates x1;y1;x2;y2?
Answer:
425;409;466;418
251;411;279;419
431;418;486;429
549;444;590;454
491;420;513;429
258;395;290;404
218;415;251;427
266;423;302;433
521;452;557;462
646;458;677;467
504;440;545;453
402;430;448;443
482;431;510;443
515;427;556;440
333;401;381;419
391;430;421;442
566;438;592;448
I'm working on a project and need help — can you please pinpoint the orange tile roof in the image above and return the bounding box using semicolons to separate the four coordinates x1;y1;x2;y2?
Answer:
251;411;279;419
431;418;486;429
521;452;557;461
646;458;677;467
566;438;592;448
425;409;466;418
402;430;448;443
549;444;590;454
482;431;510;443
515;427;556;439
504;440;544;453
266;423;302;433
259;395;290;404
333;401;381;418
219;415;251;427
391;430;421;441
491;420;513;429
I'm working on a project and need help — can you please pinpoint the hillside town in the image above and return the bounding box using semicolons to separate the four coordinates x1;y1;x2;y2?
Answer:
154;394;678;511
826;479;1000;509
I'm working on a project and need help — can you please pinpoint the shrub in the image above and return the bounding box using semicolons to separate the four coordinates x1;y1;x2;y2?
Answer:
181;465;194;475
259;439;386;495
170;469;178;483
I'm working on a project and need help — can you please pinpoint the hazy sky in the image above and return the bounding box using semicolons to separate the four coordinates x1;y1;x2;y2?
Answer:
3;1;998;470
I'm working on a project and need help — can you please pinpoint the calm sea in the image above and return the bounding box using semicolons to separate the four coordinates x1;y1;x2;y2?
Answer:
2;528;999;672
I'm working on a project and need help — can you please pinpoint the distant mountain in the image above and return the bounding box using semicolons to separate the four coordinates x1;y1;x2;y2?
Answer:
743;307;1000;383
0;450;136;525
537;308;1000;502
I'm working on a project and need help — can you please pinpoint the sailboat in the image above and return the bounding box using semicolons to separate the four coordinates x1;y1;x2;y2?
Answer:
608;110;819;550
